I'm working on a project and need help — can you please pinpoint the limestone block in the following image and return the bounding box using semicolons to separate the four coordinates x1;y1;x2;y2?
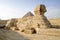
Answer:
10;27;16;30
24;28;36;34
24;29;34;34
5;18;17;30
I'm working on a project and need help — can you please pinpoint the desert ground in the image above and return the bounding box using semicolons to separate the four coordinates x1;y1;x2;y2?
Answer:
0;28;60;40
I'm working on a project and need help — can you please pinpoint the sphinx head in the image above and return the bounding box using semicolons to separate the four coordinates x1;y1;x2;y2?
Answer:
34;4;47;15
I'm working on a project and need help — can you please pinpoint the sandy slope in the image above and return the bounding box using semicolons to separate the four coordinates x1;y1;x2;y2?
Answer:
49;18;60;25
0;29;29;40
0;29;60;40
17;31;60;40
0;29;7;40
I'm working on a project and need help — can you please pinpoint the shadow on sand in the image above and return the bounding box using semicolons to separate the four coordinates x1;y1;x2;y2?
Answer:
1;29;29;40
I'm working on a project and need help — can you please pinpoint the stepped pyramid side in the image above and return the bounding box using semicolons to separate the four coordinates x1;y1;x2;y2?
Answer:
23;12;34;18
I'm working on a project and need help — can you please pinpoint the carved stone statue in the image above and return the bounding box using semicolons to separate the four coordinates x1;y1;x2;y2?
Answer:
34;4;47;15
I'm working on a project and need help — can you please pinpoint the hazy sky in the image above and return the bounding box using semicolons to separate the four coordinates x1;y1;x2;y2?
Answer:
0;0;60;20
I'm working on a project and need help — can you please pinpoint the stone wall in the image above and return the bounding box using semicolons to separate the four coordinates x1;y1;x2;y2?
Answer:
5;18;17;30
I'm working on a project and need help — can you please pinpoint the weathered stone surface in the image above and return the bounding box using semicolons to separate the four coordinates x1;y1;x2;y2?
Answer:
17;16;33;32
17;15;51;29
33;15;51;28
23;11;34;18
5;18;17;30
24;29;34;34
17;4;52;34
17;15;52;34
34;4;47;15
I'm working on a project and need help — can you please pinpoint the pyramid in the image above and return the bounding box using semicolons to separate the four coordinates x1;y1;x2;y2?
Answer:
23;12;34;18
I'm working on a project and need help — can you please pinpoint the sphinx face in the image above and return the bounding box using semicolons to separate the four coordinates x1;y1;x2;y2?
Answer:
34;4;47;15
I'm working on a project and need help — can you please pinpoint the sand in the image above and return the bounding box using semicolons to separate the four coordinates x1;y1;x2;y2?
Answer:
0;29;60;40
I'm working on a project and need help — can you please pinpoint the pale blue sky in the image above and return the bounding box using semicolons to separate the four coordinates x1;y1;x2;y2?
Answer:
0;0;60;19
